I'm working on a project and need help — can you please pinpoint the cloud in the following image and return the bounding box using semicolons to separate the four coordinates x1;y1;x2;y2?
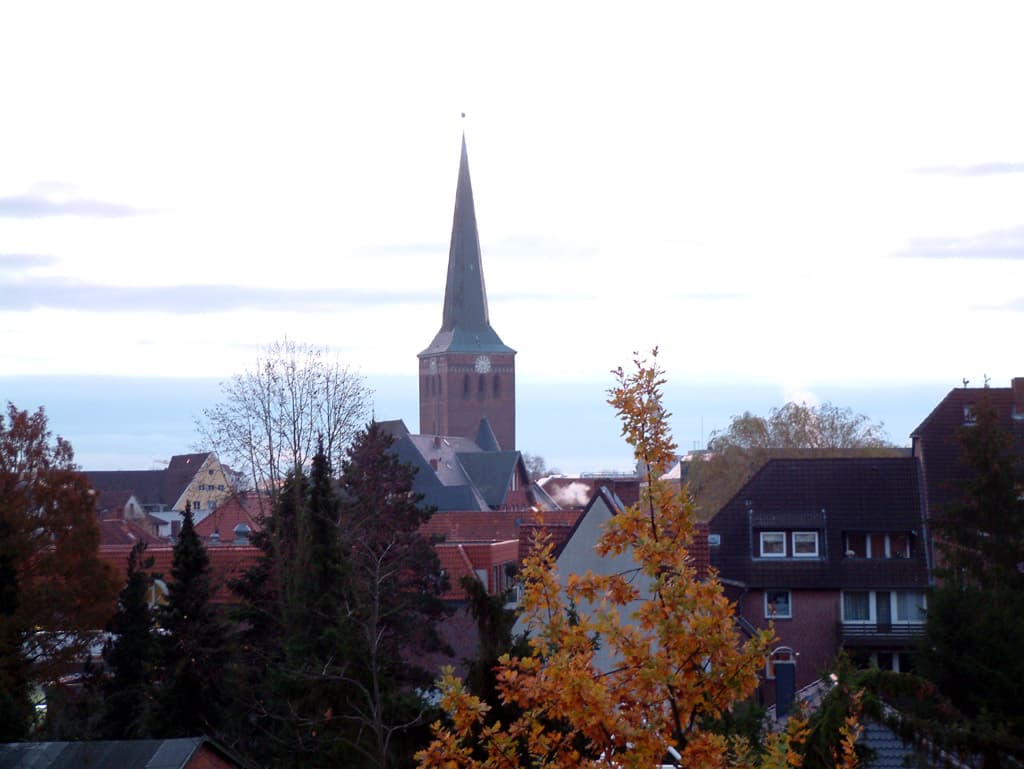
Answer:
975;297;1024;312
0;195;145;218
895;225;1024;260
915;162;1024;176
0;278;441;313
357;242;446;257
0;253;59;271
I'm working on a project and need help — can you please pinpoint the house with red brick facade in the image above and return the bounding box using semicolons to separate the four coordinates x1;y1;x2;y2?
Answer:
708;457;931;704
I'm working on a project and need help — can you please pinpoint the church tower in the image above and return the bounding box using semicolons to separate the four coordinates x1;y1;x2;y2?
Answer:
419;136;516;450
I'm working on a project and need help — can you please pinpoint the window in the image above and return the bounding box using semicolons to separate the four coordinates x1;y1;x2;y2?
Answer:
437;375;442;396
759;532;786;557
478;374;485;396
894;591;927;622
844;531;912;559
963;404;977;425
842;591;871;621
792;531;819;557
199;484;206;491
463;374;470;397
217;484;224;491
765;590;792;619
493;374;500;397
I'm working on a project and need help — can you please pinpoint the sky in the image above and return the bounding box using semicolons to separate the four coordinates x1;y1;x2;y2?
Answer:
2;3;1023;473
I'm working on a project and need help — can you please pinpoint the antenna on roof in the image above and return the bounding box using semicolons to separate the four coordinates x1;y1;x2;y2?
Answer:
984;373;991;388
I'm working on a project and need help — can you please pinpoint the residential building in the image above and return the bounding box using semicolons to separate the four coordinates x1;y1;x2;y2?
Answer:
86;452;234;518
709;457;930;703
911;376;1024;525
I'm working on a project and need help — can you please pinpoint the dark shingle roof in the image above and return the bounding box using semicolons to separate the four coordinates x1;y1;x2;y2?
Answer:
710;457;929;590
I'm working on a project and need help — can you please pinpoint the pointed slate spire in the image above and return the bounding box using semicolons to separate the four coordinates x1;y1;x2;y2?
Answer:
474;415;501;452
420;136;514;356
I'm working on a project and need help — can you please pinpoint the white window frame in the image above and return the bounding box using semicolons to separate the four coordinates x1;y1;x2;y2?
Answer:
759;531;786;558
893;591;928;623
764;590;792;619
792;531;819;558
841;590;873;623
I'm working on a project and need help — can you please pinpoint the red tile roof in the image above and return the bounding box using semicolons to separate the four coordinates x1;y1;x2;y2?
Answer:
97;519;163;547
98;543;261;604
194;493;266;543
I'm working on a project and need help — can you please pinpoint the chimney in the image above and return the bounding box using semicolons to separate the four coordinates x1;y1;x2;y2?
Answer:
1012;377;1024;420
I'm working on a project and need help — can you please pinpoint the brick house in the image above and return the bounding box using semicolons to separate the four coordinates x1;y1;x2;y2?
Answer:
708;457;931;703
911;376;1024;526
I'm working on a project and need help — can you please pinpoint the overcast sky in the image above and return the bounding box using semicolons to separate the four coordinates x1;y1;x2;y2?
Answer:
2;3;1022;472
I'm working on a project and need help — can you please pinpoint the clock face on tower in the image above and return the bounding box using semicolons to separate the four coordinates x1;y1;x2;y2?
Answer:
474;355;492;374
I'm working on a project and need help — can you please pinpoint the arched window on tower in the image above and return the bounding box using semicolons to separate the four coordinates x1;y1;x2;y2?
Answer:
493;374;500;397
478;374;485;398
463;374;470;398
437;374;442;396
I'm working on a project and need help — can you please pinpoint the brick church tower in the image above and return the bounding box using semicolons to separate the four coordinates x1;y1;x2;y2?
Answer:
418;137;516;450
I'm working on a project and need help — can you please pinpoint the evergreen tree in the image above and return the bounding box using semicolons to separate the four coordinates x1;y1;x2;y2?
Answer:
152;502;229;737
920;394;1024;764
336;421;449;769
100;541;159;738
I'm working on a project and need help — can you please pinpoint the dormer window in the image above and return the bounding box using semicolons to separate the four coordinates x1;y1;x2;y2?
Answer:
792;531;819;557
759;531;786;557
963;404;977;425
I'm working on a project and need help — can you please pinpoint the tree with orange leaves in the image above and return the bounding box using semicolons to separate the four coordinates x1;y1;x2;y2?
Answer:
417;351;850;769
0;403;120;738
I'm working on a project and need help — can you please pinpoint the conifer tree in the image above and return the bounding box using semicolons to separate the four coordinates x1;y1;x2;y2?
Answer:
100;541;159;738
335;421;449;769
152;502;229;738
920;394;1024;764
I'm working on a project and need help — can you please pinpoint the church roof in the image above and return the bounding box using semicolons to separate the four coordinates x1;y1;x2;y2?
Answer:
420;136;515;357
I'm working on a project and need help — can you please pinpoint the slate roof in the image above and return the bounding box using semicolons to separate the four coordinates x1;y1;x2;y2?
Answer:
457;450;520;508
85;453;214;511
419;136;514;357
0;738;242;769
709;457;929;590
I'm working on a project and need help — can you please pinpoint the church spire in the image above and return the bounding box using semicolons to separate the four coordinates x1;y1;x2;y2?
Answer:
420;136;514;356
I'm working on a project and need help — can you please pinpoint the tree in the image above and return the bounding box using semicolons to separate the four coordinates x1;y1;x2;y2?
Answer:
0;404;120;739
336;422;450;769
197;338;372;495
687;401;897;518
151;503;230;738
523;453;560;482
229;426;448;769
918;394;1024;764
99;541;159;738
417;351;837;769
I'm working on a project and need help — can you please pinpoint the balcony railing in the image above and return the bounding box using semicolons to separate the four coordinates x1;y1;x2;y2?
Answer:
839;622;925;646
